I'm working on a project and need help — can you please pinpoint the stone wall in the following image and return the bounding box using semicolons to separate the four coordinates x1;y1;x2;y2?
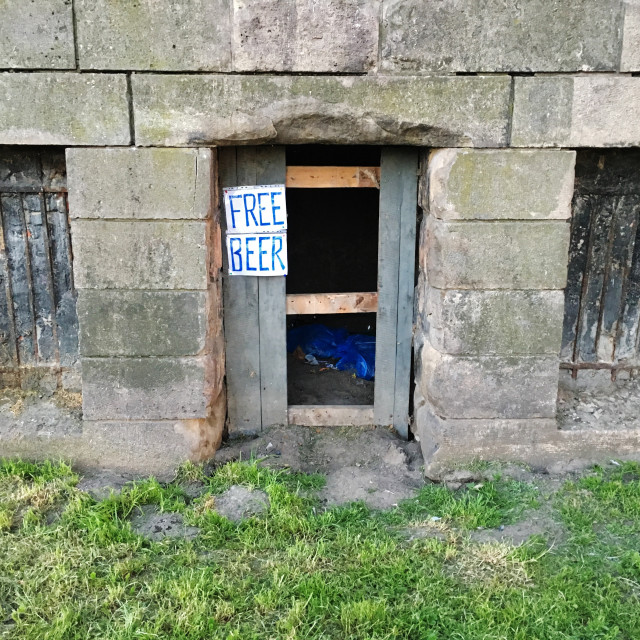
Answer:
0;1;638;148
65;148;225;476
414;149;576;472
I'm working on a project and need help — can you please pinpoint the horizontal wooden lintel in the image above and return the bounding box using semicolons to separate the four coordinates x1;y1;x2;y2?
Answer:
285;166;380;189
288;405;374;427
286;292;378;315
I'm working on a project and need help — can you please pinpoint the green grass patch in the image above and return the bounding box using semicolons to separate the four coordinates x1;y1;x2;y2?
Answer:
0;459;639;639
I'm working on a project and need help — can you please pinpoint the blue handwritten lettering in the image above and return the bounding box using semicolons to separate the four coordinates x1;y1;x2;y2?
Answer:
272;235;285;270
258;236;269;271
245;236;257;271
228;194;242;229
230;237;242;271
243;193;258;227
271;191;284;226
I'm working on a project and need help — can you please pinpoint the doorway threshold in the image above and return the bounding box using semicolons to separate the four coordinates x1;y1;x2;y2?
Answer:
288;405;374;427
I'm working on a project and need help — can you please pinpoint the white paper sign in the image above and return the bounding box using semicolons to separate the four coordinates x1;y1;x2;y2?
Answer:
224;184;287;234
226;232;288;276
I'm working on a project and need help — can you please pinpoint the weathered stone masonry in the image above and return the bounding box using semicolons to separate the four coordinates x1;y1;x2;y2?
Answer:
68;148;226;476
1;0;640;475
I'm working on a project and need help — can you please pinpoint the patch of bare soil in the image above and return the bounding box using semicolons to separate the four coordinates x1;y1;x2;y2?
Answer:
558;374;640;431
130;504;200;541
77;470;134;501
470;509;565;547
213;485;270;522
213;424;424;509
287;355;374;405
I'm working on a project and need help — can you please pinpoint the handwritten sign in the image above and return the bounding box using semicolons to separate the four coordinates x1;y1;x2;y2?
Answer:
224;185;288;276
226;233;288;276
224;185;287;234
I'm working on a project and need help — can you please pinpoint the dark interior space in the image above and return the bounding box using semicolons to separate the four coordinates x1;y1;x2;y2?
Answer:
287;313;376;406
285;144;381;406
286;188;379;294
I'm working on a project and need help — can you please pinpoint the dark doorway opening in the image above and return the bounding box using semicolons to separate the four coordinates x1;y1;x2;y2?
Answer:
284;146;380;407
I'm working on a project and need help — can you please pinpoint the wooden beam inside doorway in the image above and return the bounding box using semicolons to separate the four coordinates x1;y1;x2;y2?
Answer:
286;292;378;315
285;166;380;189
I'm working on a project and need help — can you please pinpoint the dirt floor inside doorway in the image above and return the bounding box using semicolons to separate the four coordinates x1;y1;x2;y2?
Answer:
287;354;374;405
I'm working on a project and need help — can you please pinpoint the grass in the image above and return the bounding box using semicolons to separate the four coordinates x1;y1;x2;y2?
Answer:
0;458;638;639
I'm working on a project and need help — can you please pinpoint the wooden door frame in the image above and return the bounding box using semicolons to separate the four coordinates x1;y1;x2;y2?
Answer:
220;146;419;439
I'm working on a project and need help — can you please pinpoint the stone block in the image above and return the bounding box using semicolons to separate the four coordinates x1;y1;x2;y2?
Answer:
414;402;559;475
511;76;640;147
132;74;511;147
0;0;74;69
426;149;575;220
423;217;570;290
66;148;212;220
0;73;130;145
233;0;379;72
418;284;565;356
77;291;208;357
75;0;231;71
622;1;640;71
417;341;560;419
381;0;623;73
81;410;224;480
82;357;209;420
415;400;640;477
71;220;208;290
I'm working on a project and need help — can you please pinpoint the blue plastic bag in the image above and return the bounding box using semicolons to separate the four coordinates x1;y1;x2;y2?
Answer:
335;334;376;380
287;323;375;380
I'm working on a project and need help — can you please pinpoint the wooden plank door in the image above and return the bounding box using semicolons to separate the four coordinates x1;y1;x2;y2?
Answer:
220;146;287;434
374;148;419;439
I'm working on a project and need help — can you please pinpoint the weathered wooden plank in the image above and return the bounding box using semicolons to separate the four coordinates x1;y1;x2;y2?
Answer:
286;292;378;315
46;193;78;365
288;405;374;427
575;195;613;362
561;194;593;361
255;146;287;427
0;202;18;366
390;149;419;439
1;194;36;365
286;166;380;189
220;147;263;433
598;195;640;361
24;194;57;363
374;151;402;426
618;212;640;360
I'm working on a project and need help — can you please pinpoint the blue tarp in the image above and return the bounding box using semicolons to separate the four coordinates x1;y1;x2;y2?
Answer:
287;324;375;380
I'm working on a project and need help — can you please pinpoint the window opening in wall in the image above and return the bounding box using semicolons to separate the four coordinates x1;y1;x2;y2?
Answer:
0;147;78;385
285;146;380;409
558;149;640;433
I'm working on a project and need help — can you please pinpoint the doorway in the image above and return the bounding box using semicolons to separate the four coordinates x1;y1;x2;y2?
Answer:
220;146;418;438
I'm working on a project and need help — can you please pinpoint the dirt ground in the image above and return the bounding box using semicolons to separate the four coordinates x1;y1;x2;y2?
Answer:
287;355;374;405
557;373;640;431
214;424;423;509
